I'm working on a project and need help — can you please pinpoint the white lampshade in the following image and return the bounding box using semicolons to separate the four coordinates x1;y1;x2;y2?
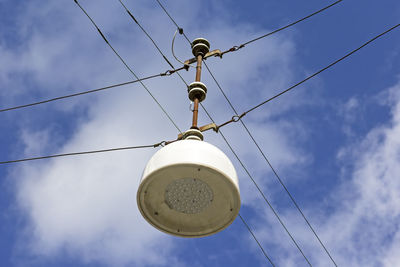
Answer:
137;139;240;237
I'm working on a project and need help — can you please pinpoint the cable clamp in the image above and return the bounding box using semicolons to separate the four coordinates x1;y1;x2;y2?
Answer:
221;45;245;57
164;70;174;76
232;115;240;122
230;46;239;52
154;141;166;147
213;112;247;132
233;112;246;121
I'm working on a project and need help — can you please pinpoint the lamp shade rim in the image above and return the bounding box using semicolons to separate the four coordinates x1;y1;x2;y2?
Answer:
137;163;241;237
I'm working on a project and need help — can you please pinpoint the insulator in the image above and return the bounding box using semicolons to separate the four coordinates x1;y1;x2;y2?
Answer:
191;38;210;57
188;82;207;102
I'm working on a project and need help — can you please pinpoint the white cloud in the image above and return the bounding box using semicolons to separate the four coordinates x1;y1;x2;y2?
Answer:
325;82;400;266
251;81;400;266
3;0;308;266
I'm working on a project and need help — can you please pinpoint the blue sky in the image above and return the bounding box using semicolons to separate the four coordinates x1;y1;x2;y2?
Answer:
1;0;400;266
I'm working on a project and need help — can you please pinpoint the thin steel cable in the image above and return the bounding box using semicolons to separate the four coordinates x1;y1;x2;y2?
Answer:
155;2;309;263
213;22;400;130
227;0;343;53
73;0;182;133
117;0;189;88
0;70;184;113
243;22;400;115
155;0;191;44
238;213;275;266
204;61;336;265
203;21;400;265
201;103;312;266
0;142;164;165
118;0;175;69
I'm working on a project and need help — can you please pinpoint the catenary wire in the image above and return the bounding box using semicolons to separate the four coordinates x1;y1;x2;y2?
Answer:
0;68;185;113
0;142;165;165
116;0;189;88
201;104;312;266
155;1;311;264
220;0;343;56
238;213;275;267
204;23;400;264
118;0;175;69
73;0;182;133
206;21;400;264
204;60;337;266
214;22;400;129
240;22;400;116
155;0;191;44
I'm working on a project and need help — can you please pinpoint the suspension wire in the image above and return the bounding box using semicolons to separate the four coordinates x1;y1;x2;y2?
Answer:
155;2;310;264
215;22;400;130
220;0;343;56
73;0;182;134
202;22;400;264
118;0;175;69
202;24;400;264
0;141;165;165
242;22;400;113
201;103;311;266
155;0;191;44
117;0;189;88
204;61;336;265
238;213;275;266
0;68;186;114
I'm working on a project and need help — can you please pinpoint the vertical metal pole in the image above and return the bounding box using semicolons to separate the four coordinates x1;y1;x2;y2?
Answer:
191;54;203;129
195;55;202;81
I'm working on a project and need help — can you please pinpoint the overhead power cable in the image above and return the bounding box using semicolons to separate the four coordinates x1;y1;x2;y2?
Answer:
118;0;175;69
220;0;343;56
155;0;191;44
0;142;165;165
0;68;186;113
204;22;400;265
215;21;400;129
73;0;182;133
238;213;275;266
155;1;311;264
201;104;312;266
204;21;400;266
204;62;337;267
117;0;189;87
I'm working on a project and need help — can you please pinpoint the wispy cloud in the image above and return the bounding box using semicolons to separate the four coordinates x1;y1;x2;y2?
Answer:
251;80;400;266
4;0;305;266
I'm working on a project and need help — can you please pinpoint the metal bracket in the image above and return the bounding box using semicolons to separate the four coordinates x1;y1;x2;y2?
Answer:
184;49;222;65
199;122;218;133
177;123;218;140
